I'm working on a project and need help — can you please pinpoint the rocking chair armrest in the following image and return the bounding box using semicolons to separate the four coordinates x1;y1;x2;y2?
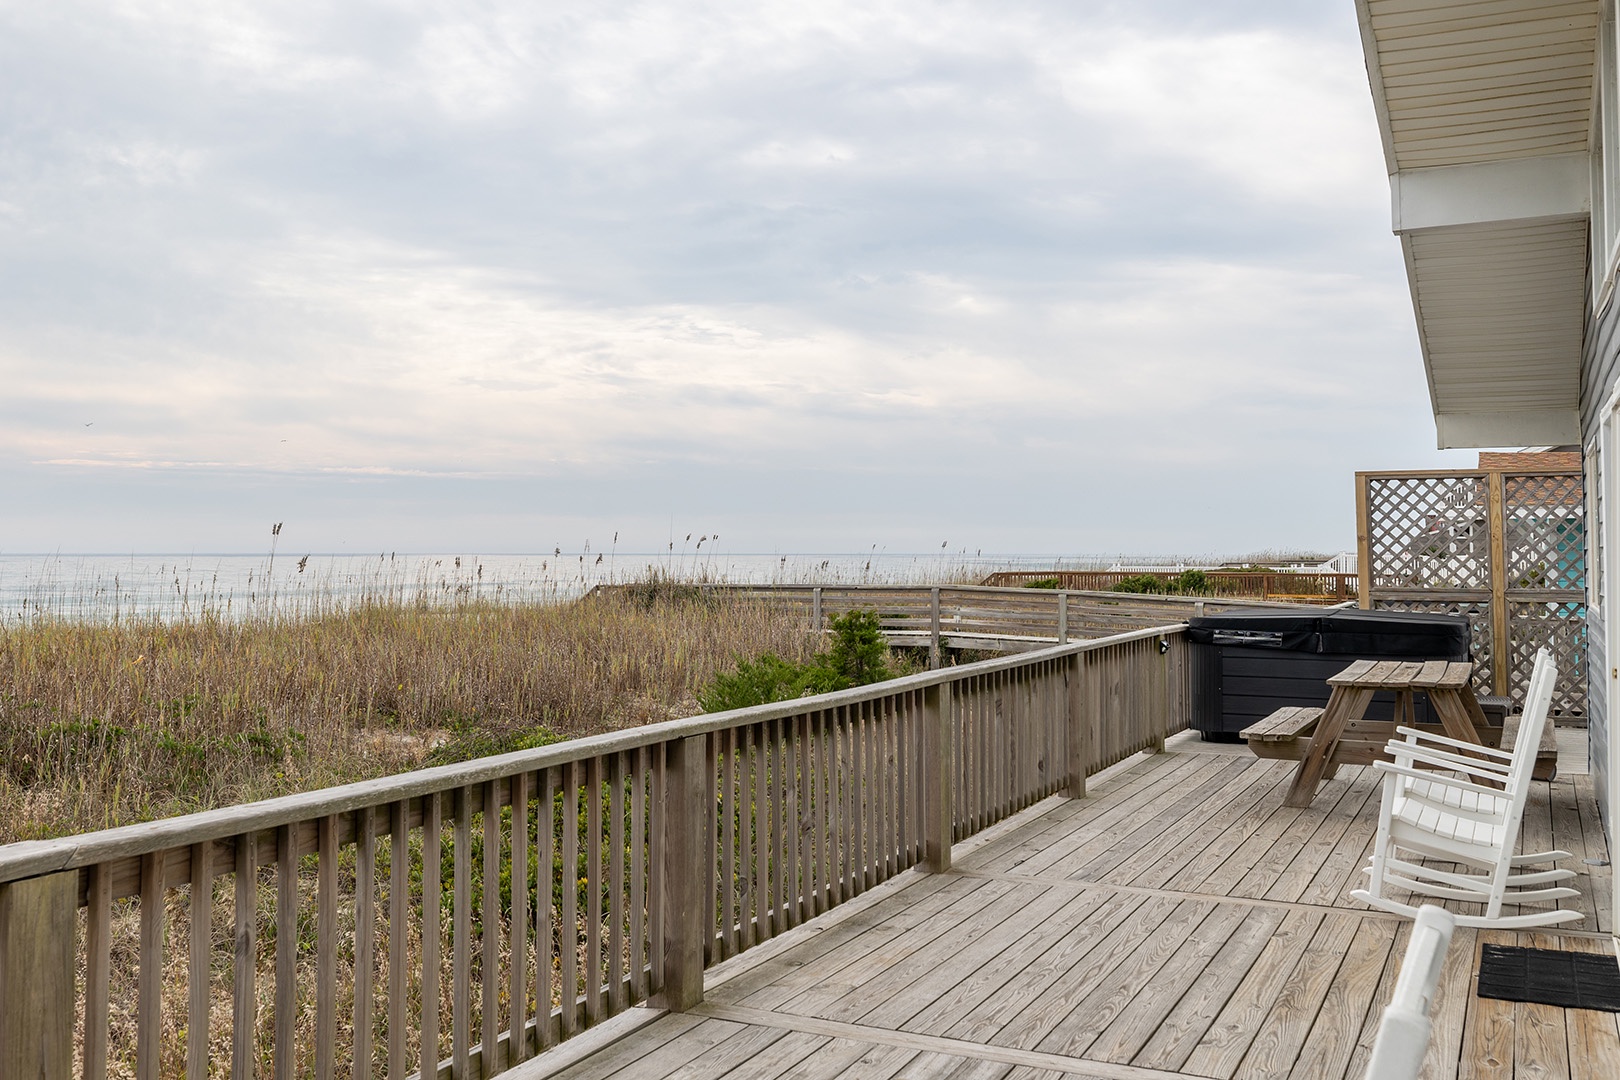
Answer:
1393;726;1514;760
1371;760;1509;799
1389;742;1513;779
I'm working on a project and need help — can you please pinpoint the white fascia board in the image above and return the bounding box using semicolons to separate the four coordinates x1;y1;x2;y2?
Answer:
1392;154;1591;234
1434;408;1582;450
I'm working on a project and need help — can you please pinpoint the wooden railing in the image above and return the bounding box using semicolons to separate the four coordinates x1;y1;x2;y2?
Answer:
598;582;1293;660
977;570;1358;604
0;625;1190;1080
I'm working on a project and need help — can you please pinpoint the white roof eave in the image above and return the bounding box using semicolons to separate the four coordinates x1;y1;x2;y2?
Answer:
1355;0;1598;449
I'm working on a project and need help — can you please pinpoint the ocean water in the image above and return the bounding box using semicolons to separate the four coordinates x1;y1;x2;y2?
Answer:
0;550;1115;622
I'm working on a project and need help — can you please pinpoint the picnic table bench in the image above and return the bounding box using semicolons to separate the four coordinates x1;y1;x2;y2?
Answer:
1237;659;1517;806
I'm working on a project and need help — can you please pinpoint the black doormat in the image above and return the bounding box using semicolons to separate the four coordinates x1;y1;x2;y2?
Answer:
1477;944;1620;1011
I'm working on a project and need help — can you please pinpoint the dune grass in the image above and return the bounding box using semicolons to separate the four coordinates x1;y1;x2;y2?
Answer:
0;581;819;843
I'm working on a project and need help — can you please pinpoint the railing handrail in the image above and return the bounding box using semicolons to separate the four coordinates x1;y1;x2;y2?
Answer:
0;621;1188;887
591;580;1309;610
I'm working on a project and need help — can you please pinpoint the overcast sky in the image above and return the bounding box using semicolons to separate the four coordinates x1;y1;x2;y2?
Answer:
0;0;1479;557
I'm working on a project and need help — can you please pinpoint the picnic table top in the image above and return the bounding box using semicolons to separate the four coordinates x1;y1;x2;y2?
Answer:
1324;658;1472;691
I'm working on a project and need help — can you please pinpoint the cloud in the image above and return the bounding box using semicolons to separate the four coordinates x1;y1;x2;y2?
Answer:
0;0;1464;553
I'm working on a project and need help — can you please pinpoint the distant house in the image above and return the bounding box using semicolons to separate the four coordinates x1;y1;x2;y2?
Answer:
1352;3;1620;934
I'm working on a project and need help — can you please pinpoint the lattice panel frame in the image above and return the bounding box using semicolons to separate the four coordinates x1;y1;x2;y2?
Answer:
1366;475;1489;590
1372;598;1493;700
1506;601;1588;717
1504;474;1586;591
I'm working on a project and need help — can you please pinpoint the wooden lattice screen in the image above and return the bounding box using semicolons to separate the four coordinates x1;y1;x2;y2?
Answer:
1355;468;1587;718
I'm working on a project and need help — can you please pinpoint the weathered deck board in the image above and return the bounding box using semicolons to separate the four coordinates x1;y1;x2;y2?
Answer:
516;743;1615;1080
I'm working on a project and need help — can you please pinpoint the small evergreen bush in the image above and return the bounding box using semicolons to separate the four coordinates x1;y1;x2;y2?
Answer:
1110;574;1167;594
697;653;837;712
699;608;895;712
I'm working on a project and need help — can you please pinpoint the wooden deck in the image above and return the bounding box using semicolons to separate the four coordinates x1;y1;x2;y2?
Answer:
518;736;1618;1080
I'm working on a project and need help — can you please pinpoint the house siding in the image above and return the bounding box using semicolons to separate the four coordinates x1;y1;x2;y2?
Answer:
1582;279;1617;845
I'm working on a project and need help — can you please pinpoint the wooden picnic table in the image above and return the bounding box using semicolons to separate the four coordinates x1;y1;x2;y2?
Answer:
1280;658;1497;807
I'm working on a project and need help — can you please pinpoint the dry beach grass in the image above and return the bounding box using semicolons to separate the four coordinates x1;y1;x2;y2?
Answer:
0;581;820;843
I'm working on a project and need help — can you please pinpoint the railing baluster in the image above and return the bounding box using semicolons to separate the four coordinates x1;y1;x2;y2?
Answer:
509;773;530;1064
633;747;649;997
985;674;998;824
389;799;408;1078
720;727;736;957
815;711;830;912
609;752;626;1013
421;793;442;1080
650;745;666;992
797;714;813;922
187;841;213;1080
786;716;801;926
274;824;297;1080
923;683;951;873
960;678;973;838
911;691;922;858
913;689;927;859
698;736;714;968
585;755;604;1025
137;850;163;1080
852;703;866;894
85;862;111;1080
452;786;472;1079
864;700;878;889
231;833;256;1080
971;676;983;836
740;723;756;950
769;719;783;936
831;707;846;905
355;805;376;1080
755;720;771;941
480;780;499;1067
537;768;557;1052
561;763;579;1036
883;701;897;878
316;815;337;1080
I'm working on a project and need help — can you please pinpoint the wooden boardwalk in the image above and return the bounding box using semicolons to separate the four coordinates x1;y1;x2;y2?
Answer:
519;739;1618;1080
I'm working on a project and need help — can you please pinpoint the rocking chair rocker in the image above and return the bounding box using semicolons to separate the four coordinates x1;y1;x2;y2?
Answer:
1350;647;1581;929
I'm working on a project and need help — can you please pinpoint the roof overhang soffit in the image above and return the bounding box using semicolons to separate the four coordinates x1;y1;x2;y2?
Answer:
1391;154;1591;235
1434;408;1582;450
1354;0;1598;450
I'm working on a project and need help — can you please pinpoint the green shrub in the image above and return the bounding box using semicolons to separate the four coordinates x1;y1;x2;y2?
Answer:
697;653;837;712
1021;577;1062;589
813;609;891;688
699;608;895;711
1110;570;1210;596
1175;569;1210;594
1110;574;1167;594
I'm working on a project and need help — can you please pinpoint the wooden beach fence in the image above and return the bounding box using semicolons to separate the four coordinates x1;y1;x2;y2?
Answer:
0;623;1189;1080
598;582;1298;662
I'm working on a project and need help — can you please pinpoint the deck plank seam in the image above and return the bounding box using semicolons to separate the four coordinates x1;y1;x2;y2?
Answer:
693;1002;1223;1080
946;868;1616;940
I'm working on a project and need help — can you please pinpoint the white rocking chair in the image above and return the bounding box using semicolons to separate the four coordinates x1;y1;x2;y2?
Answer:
1351;647;1581;929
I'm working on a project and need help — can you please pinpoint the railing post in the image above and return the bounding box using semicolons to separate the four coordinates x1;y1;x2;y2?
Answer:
1487;470;1510;698
1066;652;1087;799
929;587;942;670
812;587;823;634
0;871;76;1080
922;682;954;872
657;734;707;1011
1058;592;1069;644
1355;471;1373;609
